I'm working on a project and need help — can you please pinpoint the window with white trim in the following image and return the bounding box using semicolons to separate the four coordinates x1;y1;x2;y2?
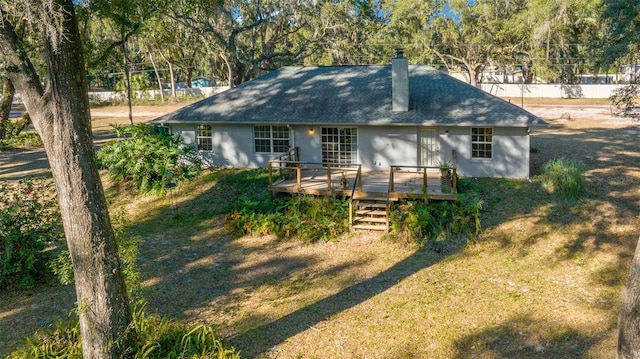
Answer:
196;124;213;151
471;127;492;158
253;125;290;153
321;127;358;164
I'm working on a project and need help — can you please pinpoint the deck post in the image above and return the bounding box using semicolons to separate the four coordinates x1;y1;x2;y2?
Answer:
423;167;427;189
268;161;273;185
385;204;390;232
358;168;362;191
349;200;353;229
327;166;332;190
390;167;395;192
452;168;457;195
296;163;302;187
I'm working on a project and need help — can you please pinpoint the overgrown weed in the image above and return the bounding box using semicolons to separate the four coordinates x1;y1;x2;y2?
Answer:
541;157;586;202
8;304;241;359
388;193;483;252
226;194;349;243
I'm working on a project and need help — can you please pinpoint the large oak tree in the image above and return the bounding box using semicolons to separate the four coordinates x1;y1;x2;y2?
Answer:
605;0;640;356
0;0;132;357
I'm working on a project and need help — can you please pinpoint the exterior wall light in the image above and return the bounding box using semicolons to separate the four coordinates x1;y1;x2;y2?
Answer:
309;128;315;135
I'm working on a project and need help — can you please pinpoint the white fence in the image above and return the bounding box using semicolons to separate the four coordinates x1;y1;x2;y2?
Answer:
0;83;626;102
480;83;621;99
87;86;228;102
6;86;229;104
84;83;628;101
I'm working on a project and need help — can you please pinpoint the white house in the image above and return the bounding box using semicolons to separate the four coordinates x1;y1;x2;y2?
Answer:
152;53;548;180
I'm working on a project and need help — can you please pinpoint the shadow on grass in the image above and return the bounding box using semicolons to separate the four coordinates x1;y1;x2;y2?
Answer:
229;247;449;357
0;283;76;356
0;148;51;181
482;124;640;259
453;315;612;359
5;122;633;357
116;168;464;357
121;120;640;356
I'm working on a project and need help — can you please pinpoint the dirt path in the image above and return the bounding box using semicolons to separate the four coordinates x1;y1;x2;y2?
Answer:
0;105;185;181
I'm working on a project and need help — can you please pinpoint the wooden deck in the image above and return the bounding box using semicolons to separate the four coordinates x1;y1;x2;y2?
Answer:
267;162;457;201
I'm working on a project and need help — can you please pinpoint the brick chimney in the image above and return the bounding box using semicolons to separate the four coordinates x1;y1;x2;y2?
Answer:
392;49;409;112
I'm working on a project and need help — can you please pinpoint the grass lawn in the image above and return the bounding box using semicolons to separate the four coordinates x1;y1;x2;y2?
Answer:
1;106;639;358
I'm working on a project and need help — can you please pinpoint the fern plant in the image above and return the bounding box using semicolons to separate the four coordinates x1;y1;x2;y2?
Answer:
389;193;483;251
226;194;349;242
97;124;201;195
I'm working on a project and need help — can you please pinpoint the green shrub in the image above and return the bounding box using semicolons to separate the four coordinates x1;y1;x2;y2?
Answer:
0;180;64;291
8;304;241;358
97;124;202;195
389;194;483;251
114;73;152;94
49;211;142;296
2;118;22;138
541;157;586;202
0;119;43;151
609;83;640;120
226;194;349;242
10;131;43;147
48;249;74;285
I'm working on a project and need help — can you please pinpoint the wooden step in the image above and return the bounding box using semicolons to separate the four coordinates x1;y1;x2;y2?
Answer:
355;209;387;216
352;224;388;231
353;196;396;202
351;196;391;232
356;202;387;209
354;216;387;223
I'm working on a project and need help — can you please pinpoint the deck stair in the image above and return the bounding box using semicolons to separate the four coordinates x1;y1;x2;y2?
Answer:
351;196;396;232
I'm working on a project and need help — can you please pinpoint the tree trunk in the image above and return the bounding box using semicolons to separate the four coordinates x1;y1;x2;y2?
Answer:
168;61;176;99
618;239;640;358
149;51;164;103
122;38;133;125
466;62;478;87
159;51;177;99
13;112;31;136
220;53;234;88
0;77;15;139
0;1;133;358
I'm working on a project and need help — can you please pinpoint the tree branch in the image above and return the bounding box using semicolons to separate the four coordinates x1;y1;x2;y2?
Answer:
0;10;47;115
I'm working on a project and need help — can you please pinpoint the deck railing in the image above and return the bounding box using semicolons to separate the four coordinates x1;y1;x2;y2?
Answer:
267;161;457;200
348;166;363;228
274;147;299;162
389;165;457;197
268;160;363;192
385;171;393;232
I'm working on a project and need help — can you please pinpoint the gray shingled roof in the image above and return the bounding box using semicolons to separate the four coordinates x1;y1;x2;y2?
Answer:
152;65;548;127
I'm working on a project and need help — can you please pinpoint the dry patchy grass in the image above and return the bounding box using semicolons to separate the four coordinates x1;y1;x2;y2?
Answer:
1;105;639;358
